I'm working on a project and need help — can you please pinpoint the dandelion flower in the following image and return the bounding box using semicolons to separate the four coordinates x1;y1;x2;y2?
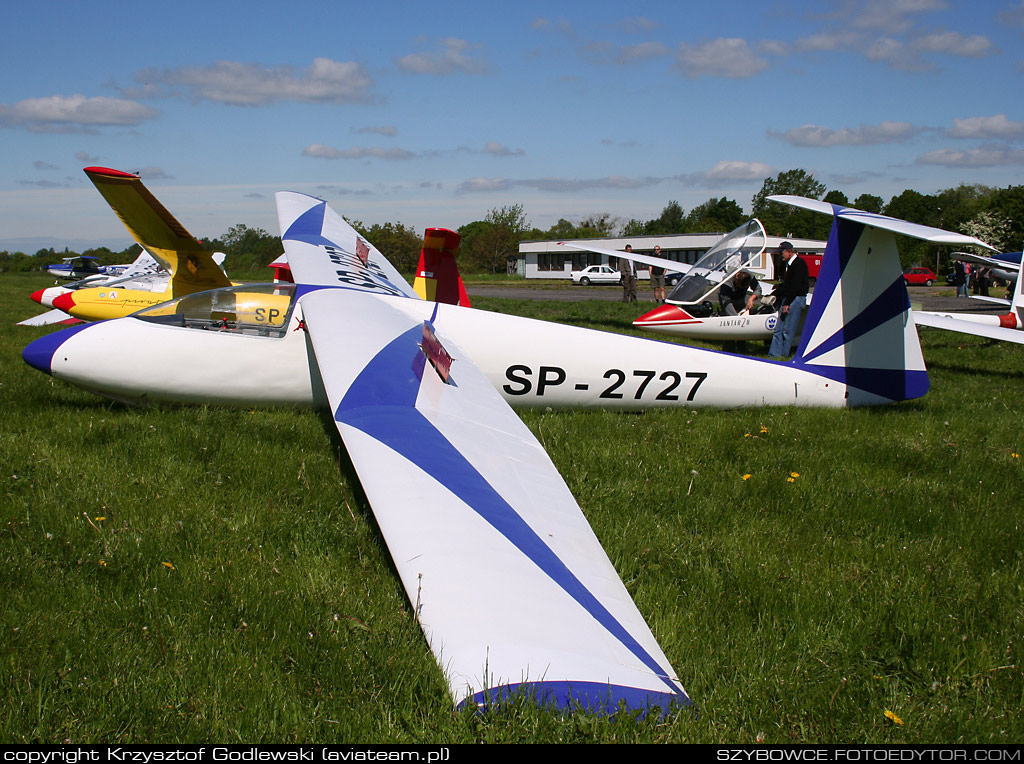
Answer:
884;710;904;726
790;472;800;478
742;474;752;481
760;426;768;434
787;477;795;483
744;433;751;438
161;562;175;570
1013;453;1020;459
98;559;107;567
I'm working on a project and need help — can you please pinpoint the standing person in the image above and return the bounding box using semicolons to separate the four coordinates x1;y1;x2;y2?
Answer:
768;241;809;359
954;260;967;298
650;245;667;303
620;245;637;303
978;266;991;297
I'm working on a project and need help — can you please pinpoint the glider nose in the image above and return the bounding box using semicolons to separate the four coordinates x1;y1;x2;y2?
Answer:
22;324;92;375
633;304;694;327
31;286;71;309
52;291;76;314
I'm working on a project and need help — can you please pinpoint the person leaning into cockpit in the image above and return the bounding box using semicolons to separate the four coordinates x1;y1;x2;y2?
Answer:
718;269;761;316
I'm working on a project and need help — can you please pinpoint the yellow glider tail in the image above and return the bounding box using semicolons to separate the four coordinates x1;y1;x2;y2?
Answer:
412;228;471;307
84;167;231;294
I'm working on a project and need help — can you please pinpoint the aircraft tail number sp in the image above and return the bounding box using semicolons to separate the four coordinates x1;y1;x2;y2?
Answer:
503;364;707;402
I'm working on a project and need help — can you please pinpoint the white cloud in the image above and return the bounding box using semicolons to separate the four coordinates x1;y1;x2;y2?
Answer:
849;0;949;33
396;38;488;75
948;114;1024;140
302;144;417;160
457;177;512;193
695;160;775;182
354;125;398;136
0;94;157;131
456;175;661;194
617;41;670;62
794;30;862;53
483;142;525;157
917;143;1024;167
618;17;658;34
675;38;768;78
912;31;995;57
136;58;373;105
769;121;921;147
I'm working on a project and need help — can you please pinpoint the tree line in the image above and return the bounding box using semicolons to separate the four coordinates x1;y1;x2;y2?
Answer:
4;170;1022;276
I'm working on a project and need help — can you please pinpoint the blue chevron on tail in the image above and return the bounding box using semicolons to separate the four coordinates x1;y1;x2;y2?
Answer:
768;196;995;406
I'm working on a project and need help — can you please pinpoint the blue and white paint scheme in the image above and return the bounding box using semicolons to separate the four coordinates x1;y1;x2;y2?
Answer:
21;192;984;714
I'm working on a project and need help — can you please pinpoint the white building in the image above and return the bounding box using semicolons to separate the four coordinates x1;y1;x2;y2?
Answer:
517;233;826;281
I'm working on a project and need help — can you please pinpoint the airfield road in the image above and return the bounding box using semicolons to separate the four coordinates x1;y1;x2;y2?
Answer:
466;283;1010;314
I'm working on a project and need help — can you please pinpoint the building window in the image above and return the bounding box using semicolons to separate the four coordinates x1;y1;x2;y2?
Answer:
537;253;564;271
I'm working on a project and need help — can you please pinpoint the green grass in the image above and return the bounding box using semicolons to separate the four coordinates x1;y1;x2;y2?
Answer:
2;272;1022;743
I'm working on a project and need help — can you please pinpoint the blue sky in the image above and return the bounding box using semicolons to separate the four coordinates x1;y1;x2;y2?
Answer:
2;0;1022;251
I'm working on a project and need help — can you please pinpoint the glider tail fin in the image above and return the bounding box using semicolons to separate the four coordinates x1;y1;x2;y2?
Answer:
768;198;938;406
84;167;231;295
413;228;471;307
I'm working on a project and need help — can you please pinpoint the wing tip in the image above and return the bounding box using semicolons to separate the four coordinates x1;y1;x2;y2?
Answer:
459;680;692;718
83;166;139;179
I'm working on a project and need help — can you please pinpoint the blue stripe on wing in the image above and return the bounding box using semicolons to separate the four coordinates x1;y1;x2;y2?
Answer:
281;200;336;248
467;680;684;717
335;324;689;711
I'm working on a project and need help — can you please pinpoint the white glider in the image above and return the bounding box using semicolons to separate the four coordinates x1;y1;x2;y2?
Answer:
23;191;954;713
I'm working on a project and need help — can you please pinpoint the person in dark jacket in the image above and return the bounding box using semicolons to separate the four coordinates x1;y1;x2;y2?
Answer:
768;241;809;358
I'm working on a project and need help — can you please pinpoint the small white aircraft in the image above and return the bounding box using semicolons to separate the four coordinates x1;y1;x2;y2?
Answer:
44;255;123;281
19;250;168;327
949;250;1021;293
914;255;1024;344
21;192;962;714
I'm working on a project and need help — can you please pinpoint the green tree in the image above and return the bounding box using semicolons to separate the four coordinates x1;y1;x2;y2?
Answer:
822;190;849;207
853;193;884;213
217;224;284;273
355;221;422;273
751;169;827;239
460;204;531;274
984;185;1024;250
684;197;745;232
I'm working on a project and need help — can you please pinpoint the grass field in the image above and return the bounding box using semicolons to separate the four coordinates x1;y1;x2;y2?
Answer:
2;272;1022;743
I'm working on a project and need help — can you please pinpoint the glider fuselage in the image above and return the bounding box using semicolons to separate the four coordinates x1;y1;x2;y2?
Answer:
27;290;850;410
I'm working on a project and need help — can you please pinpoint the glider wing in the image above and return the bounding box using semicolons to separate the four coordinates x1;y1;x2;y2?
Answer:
556;240;692;276
278;192;689;714
913;311;1024;345
767;196;997;250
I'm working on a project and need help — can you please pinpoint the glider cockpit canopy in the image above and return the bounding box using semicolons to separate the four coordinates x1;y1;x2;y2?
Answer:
666;219;766;306
133;283;297;337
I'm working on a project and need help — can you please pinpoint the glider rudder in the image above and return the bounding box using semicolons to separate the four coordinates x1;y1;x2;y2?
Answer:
413;228;471;307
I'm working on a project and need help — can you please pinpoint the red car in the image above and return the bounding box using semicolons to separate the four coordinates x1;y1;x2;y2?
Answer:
903;267;937;286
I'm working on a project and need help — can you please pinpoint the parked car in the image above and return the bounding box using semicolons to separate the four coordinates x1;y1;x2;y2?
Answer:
571;265;622;285
903;267;937;286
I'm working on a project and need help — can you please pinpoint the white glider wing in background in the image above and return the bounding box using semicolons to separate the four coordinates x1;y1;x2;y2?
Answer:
277;192;689;713
768;196;997;250
912;311;1024;344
